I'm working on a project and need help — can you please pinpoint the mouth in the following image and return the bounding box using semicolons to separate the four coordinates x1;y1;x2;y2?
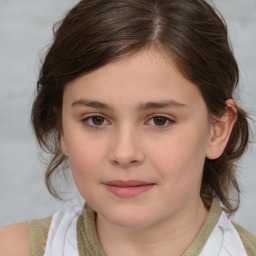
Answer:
103;180;155;198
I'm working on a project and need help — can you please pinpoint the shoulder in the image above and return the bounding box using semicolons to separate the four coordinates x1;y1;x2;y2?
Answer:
0;222;30;256
232;222;256;255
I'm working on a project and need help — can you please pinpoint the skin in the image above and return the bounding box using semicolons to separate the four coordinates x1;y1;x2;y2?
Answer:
0;223;29;256
60;48;236;255
0;48;236;256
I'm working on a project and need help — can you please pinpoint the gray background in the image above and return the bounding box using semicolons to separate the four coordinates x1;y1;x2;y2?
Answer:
0;0;255;234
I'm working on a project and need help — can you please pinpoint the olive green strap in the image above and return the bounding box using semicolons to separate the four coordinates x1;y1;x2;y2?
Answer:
183;199;222;255
232;222;256;255
28;216;52;256
77;205;106;256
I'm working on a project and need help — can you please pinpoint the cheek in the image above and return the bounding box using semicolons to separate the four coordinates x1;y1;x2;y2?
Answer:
66;137;103;181
147;132;207;208
67;141;102;200
149;127;208;185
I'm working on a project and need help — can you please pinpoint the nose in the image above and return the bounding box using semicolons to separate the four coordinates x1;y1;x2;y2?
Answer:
109;126;145;168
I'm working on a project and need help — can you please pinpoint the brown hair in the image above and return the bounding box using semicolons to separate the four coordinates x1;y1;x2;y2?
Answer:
31;0;250;213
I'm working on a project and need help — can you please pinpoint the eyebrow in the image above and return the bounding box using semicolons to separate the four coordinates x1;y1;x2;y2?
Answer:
137;100;187;111
71;99;187;111
71;99;112;110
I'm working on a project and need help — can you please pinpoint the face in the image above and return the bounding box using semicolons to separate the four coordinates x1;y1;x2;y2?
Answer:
61;49;215;229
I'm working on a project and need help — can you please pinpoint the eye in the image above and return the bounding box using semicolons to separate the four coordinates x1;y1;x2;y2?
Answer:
82;115;110;128
147;115;174;127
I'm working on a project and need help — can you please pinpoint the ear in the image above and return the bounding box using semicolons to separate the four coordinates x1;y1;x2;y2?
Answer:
206;99;237;160
60;133;68;156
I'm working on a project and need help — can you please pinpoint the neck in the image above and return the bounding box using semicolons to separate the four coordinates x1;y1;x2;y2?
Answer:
96;198;208;256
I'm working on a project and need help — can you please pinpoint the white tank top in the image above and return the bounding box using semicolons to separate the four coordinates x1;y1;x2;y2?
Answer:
43;206;81;256
43;206;248;256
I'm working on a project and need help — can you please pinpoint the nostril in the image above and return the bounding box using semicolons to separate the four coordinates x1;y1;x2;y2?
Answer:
111;159;140;167
112;160;119;165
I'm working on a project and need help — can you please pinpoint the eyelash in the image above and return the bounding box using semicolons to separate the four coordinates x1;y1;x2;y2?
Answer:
81;114;175;129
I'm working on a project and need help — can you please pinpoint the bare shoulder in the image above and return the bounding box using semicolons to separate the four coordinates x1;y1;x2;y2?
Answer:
0;222;30;256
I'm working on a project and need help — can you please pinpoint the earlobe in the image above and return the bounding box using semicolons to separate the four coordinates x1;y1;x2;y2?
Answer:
60;134;68;156
206;99;237;160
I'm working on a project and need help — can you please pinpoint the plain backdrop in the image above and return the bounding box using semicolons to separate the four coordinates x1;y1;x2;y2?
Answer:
0;0;256;233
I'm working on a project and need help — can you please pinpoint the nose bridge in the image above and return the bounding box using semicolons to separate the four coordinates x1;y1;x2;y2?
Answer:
110;123;144;167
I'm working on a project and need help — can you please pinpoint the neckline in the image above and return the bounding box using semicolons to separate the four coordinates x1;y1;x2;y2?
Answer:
77;199;222;256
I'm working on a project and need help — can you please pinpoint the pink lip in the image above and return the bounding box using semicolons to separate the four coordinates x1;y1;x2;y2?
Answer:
103;180;155;198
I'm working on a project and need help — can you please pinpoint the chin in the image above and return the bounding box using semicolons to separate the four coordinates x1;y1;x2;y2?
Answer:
101;207;156;229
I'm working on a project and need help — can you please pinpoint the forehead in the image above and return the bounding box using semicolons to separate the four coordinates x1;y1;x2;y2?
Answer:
63;48;205;111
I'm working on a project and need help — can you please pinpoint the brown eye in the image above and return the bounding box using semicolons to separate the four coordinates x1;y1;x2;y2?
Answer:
91;116;105;125
82;115;109;128
153;116;168;126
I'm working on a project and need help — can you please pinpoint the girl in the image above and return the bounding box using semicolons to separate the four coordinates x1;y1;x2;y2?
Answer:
1;0;255;255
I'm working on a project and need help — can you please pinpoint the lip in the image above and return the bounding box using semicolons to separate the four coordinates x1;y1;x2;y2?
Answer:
103;180;155;198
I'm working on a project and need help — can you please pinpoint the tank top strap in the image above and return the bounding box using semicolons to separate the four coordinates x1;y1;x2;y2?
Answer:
77;204;106;256
28;216;52;256
28;205;82;256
